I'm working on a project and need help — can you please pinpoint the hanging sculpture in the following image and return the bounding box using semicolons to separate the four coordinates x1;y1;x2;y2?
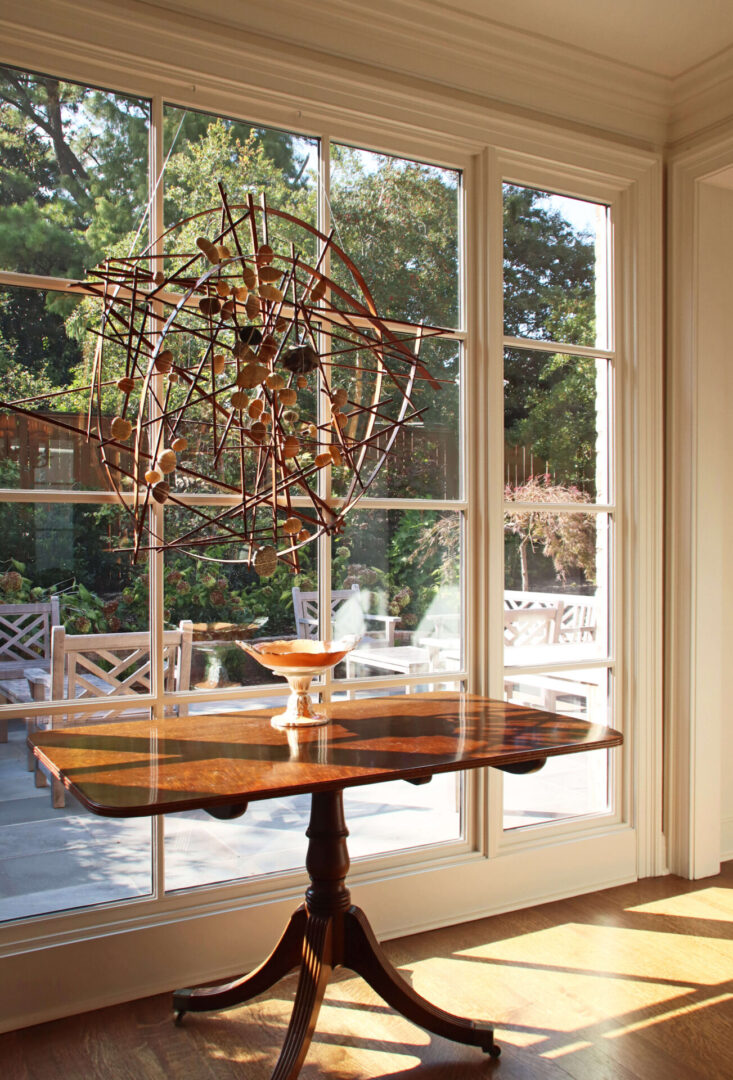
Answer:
2;186;449;575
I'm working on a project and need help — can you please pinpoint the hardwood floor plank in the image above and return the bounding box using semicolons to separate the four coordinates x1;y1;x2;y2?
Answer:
3;863;732;1080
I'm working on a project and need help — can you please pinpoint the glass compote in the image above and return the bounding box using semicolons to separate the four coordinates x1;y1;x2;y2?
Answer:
237;637;358;728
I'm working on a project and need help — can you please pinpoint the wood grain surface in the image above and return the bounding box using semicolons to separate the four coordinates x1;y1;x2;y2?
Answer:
3;863;732;1080
28;692;623;817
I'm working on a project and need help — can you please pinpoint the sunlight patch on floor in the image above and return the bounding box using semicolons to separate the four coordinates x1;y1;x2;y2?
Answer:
626;886;733;921
540;1038;594;1058
456;921;733;985
603;990;733;1038
495;1029;547;1048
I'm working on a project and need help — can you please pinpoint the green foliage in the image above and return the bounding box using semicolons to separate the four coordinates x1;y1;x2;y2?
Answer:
330;145;459;328
0;66;148;406
0;69;600;634
0;559;42;604
333;511;459;634
0;557;122;634
109;556;282;633
509;351;598;491
502;185;597;480
503;185;596;344
164;116;315;220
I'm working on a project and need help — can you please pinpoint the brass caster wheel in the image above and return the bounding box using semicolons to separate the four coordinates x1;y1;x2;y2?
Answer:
174;1010;187;1026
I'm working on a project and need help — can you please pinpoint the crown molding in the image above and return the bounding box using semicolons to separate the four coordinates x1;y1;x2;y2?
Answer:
9;0;733;154
146;0;733;152
0;0;670;148
670;44;733;148
147;0;672;145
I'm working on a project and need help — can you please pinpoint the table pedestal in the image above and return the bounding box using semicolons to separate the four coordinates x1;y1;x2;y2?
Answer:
173;788;500;1078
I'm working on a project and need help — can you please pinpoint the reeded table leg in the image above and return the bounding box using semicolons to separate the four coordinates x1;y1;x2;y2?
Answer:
174;788;500;1077
271;913;334;1080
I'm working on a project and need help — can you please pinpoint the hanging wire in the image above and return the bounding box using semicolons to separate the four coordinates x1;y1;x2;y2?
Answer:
125;108;187;258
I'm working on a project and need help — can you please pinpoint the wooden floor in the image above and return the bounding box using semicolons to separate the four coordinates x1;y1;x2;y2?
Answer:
3;862;733;1079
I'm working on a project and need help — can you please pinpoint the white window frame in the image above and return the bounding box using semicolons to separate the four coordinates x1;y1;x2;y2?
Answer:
0;78;478;926
492;160;620;848
0;20;663;1034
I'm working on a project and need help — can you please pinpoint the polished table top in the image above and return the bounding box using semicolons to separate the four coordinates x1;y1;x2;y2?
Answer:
28;691;623;818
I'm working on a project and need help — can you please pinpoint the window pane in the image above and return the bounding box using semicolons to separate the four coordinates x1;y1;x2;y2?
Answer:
330;145;460;327
0;503;153;920
332;509;463;679
0;66;149;278
504;512;609;663
146;297;294;498
329;335;461;501
503;184;609;349
163;105;317;258
344;772;461;855
0;503;147;638
164;695;308;892
344;687;463;855
503;668;612;829
504;347;609;501
161;507;315;691
0;709;153;921
0;285;142;491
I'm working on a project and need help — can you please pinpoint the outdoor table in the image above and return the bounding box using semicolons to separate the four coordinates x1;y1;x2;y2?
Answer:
28;691;623;1079
504;641;601;668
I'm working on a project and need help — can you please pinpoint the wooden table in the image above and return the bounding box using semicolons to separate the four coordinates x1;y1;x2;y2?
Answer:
28;691;623;1078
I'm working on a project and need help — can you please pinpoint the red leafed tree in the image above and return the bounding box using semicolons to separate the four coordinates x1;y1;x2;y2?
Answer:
504;475;596;592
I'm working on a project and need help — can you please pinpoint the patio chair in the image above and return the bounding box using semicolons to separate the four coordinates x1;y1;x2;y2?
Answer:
504;589;597;643
557;595;598;642
502;599;601;716
27;621;193;807
292;585;430;681
503;604;564;647
292;584;398;645
0;598;60;741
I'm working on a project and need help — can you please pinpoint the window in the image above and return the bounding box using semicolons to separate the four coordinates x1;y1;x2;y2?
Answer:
0;74;466;916
501;184;615;830
162;131;466;892
0;35;659;1032
0;66;153;920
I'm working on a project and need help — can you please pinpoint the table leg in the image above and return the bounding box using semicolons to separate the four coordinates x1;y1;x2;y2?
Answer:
173;905;306;1019
271;912;333;1080
343;905;499;1056
174;788;500;1076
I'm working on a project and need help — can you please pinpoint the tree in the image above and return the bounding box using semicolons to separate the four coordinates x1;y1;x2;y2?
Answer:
0;69;601;622
329;145;459;329
502;185;597;493
504;475;596;592
510;351;598;491
0;66;149;401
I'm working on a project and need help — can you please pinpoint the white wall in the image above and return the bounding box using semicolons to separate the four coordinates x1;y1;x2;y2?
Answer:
695;181;733;862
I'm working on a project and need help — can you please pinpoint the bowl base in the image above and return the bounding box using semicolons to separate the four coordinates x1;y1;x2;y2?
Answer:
271;710;329;729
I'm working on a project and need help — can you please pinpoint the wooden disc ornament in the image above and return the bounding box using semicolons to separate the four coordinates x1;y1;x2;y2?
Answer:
0;187;450;575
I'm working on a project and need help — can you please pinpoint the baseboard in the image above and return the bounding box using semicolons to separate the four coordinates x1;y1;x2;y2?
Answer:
0;827;637;1034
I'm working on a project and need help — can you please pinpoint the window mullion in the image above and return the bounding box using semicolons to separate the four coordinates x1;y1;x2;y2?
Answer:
149;93;166;902
502;335;615;361
148;94;166;717
317;133;334;696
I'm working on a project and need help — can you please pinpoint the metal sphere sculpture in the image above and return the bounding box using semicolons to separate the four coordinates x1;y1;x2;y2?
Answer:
6;186;449;575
